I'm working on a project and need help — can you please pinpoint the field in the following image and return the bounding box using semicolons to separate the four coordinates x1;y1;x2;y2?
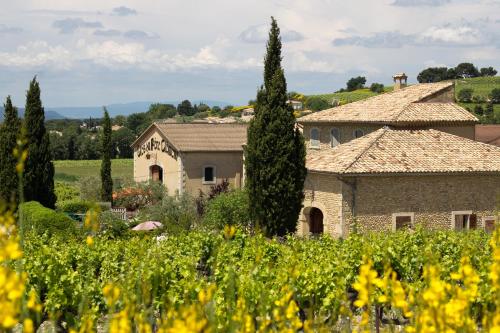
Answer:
54;159;133;183
455;76;500;98
307;87;393;105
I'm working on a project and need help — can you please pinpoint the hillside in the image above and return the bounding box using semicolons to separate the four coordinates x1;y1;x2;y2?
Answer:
455;76;500;123
306;87;394;106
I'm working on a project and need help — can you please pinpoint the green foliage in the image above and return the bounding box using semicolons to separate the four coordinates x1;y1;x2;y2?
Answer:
21;228;496;329
455;62;480;78
55;181;80;202
23;77;56;208
203;190;250;230
56;199;93;213
19;201;77;236
480;66;497;77
369;83;385;93
458;88;474;102
0;96;20;203
98;211;129;238
245;17;306;237
305;96;330;111
79;176;102;201
148;103;177;119
111;127;134;158
417;67;455;83
490;88;500;104
137;192;198;234
100;109;113;202
177;100;195;116
346;76;366;91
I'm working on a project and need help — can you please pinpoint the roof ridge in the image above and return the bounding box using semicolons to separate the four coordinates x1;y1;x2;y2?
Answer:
341;127;390;174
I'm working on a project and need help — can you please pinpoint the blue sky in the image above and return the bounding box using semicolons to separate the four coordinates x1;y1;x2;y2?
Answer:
0;0;499;107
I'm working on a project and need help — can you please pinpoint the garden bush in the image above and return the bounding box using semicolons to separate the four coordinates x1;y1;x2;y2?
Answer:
457;88;473;102
203;189;251;230
98;211;129;238
79;176;101;201
54;181;80;202
113;181;167;210
19;201;77;236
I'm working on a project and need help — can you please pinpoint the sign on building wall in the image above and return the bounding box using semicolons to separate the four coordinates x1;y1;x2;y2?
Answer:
136;137;177;159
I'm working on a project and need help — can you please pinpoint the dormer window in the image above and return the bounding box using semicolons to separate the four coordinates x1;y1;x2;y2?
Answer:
353;129;364;139
310;128;320;148
330;128;340;147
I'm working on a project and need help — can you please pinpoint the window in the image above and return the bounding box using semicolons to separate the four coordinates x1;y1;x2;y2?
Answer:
483;216;496;233
203;166;216;184
330;128;340;147
310;128;320;148
392;212;414;231
353;129;364;139
451;211;477;231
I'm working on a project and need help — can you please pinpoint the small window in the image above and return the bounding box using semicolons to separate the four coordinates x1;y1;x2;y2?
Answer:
451;211;477;231
330;128;340;147
392;212;414;231
203;166;216;184
310;128;320;148
483;216;496;233
353;129;364;139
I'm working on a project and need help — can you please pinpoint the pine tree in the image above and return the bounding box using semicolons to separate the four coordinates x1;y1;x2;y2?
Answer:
23;77;56;208
101;108;113;202
245;17;307;237
0;96;21;203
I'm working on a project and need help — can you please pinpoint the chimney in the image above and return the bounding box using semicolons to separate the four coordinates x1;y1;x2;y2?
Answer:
392;72;408;91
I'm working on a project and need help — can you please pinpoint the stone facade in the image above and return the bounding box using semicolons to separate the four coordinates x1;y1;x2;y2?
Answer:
133;127;244;196
300;173;500;237
302;123;380;149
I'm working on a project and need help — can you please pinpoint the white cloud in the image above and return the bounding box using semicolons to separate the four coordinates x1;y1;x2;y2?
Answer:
0;41;73;69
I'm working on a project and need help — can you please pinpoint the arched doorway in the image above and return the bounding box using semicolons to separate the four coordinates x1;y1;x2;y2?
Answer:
309;207;324;234
150;165;163;183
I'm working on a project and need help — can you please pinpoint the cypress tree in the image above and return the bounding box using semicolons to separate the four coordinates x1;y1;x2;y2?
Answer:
245;17;307;237
101;108;113;202
23;77;56;208
0;96;21;203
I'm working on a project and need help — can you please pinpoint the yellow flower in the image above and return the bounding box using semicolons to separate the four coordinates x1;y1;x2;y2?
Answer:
23;318;34;333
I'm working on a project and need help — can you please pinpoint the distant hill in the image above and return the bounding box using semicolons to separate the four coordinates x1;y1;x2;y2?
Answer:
0;107;65;122
306;87;393;106
45;100;231;119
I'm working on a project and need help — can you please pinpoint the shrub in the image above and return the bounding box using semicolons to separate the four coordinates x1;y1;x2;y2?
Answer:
138;192;198;234
490;88;500;104
55;181;80;202
19;201;77;236
305;97;330;111
474;104;484;116
203;190;251;230
79;176;101;201
113;181;167;211
369;83;384;93
457;88;473;102
472;95;486;103
98;211;129;238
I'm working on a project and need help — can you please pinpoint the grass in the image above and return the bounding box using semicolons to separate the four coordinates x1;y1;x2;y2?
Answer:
54;159;133;183
455;76;500;98
307;87;394;105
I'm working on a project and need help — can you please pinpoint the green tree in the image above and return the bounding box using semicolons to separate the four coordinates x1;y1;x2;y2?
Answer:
480;67;497;77
369;83;385;93
101;108;113;202
0;96;21;203
23;78;56;208
417;67;452;83
305;96;330;111
112;127;135;158
346;76;366;91
245;17;307;237
177;100;195;116
455;62;480;78
457;88;474;102
484;102;494;123
490;88;500;104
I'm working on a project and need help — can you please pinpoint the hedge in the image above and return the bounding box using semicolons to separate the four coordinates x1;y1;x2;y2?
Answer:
19;201;77;236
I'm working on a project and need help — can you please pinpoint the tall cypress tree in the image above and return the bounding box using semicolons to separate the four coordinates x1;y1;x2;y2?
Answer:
245;17;307;237
23;78;56;208
0;96;21;203
101;108;113;202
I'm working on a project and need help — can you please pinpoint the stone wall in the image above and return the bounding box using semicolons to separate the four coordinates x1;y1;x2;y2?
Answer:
299;173;344;237
302;123;381;149
342;174;500;234
421;85;455;103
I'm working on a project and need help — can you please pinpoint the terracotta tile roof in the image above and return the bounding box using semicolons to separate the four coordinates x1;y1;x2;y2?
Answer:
476;125;500;147
307;128;500;175
154;122;248;152
299;81;477;124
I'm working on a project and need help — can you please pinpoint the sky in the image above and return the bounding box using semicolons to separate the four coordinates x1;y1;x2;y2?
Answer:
0;0;499;107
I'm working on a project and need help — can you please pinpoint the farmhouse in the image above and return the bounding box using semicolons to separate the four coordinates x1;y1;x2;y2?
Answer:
297;79;500;236
132;122;247;196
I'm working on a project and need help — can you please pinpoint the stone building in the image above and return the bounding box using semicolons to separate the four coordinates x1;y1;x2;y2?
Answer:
297;81;500;236
132;122;247;196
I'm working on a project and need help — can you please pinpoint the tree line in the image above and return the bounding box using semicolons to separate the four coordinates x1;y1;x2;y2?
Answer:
417;63;497;83
0;78;115;206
